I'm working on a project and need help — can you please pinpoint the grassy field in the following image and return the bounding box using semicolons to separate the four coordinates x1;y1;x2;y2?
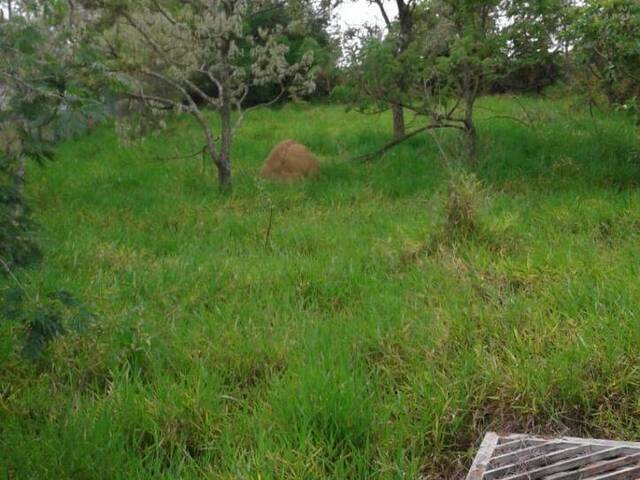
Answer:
1;96;640;479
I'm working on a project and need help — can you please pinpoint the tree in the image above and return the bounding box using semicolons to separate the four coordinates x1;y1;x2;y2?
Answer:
498;0;570;93
343;0;419;140
79;0;316;189
345;0;501;163
243;0;341;103
570;0;640;119
1;1;13;21
435;0;502;159
1;2;104;272
370;0;419;139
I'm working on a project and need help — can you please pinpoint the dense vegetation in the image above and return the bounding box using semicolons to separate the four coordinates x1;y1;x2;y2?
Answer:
2;97;639;478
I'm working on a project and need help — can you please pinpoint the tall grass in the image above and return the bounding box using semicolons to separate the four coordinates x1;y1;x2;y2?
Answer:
1;96;639;479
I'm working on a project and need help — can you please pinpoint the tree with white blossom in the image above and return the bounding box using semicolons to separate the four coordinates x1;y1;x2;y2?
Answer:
80;0;316;188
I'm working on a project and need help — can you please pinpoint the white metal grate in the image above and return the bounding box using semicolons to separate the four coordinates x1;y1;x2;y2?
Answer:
466;433;640;480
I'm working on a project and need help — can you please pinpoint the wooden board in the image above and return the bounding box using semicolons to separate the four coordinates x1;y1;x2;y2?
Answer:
466;433;640;480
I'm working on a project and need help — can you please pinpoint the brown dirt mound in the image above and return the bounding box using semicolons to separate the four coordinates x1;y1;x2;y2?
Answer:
260;140;320;181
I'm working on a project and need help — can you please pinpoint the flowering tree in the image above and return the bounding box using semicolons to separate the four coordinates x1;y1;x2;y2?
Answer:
80;0;316;188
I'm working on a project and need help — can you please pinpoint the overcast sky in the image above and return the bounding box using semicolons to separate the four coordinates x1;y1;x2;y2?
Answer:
0;2;399;31
334;1;398;30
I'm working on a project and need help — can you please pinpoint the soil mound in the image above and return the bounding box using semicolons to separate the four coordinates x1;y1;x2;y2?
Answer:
260;140;320;181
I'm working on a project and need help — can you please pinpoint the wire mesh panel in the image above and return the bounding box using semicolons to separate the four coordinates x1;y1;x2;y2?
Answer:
466;433;640;480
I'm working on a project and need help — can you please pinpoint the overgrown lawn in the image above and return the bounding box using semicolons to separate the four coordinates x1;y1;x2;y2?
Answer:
1;96;639;479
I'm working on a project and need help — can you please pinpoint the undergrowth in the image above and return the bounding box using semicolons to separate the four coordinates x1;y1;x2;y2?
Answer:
1;96;639;479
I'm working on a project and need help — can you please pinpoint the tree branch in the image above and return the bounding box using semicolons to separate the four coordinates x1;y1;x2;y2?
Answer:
354;122;465;162
232;84;285;135
372;0;392;29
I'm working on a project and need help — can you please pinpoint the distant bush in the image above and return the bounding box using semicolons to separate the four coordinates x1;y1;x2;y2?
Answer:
491;56;563;94
329;85;351;105
570;0;640;119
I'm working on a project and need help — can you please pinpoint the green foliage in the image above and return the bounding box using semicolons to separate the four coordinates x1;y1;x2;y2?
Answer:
242;0;339;103
0;16;109;140
414;169;511;256
0;13;107;272
77;0;316;187
1;287;96;361
0;6;102;376
0;155;41;271
2;1;640;478
497;0;570;93
342;0;503;160
570;0;640;115
345;35;403;111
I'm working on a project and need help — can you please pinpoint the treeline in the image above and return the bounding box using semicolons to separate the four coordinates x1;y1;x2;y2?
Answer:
336;0;639;157
0;0;639;193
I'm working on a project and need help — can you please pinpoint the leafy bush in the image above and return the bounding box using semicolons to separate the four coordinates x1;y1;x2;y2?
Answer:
0;155;41;272
1;287;96;361
570;0;640;110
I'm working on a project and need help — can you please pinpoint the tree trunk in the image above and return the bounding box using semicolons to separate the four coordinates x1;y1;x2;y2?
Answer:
463;97;477;164
191;104;231;189
391;103;405;140
204;145;230;189
218;86;233;190
391;1;412;141
217;145;231;189
464;123;477;164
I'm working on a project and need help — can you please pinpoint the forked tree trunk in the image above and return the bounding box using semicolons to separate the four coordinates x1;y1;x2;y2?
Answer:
193;99;232;189
391;103;405;140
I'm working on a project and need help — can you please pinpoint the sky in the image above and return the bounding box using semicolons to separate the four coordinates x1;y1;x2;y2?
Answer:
0;2;399;31
334;1;398;30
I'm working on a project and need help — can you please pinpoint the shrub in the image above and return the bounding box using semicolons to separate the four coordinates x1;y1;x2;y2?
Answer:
0;155;41;273
444;170;488;241
1;287;96;362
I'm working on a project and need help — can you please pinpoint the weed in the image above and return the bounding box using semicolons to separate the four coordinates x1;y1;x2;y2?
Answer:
444;170;487;241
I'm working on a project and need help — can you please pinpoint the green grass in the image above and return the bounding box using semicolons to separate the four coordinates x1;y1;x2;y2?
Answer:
1;96;640;479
